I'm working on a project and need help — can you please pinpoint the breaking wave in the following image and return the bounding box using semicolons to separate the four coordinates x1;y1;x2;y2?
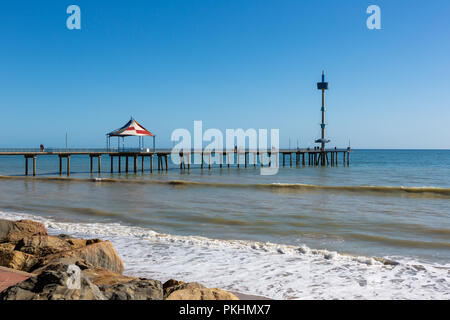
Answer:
1;175;450;198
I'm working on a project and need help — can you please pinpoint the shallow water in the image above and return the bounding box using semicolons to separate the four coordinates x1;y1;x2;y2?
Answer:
0;149;449;299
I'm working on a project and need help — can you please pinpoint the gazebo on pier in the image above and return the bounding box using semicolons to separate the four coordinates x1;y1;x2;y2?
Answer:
107;117;155;151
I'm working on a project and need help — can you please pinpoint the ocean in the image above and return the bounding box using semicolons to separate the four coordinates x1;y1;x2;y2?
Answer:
0;149;449;299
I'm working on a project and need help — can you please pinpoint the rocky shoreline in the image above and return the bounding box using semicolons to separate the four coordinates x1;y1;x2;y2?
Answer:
0;218;239;300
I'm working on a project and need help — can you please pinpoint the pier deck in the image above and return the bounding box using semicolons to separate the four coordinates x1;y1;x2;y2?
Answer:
0;148;351;176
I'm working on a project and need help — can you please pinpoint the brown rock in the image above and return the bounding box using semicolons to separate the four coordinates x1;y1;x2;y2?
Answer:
0;243;15;254
14;235;73;256
0;219;47;244
0;244;37;272
166;287;239;300
86;239;102;245
163;278;185;290
57;234;88;248
0;243;15;268
164;282;206;298
33;241;124;274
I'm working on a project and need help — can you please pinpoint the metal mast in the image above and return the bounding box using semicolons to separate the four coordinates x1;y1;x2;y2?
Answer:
316;71;329;151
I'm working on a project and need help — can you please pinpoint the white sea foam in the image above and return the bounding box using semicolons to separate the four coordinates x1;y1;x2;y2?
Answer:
1;210;449;300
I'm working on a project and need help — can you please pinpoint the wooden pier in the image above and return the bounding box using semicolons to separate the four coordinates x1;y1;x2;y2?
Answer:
0;148;351;176
0;72;351;177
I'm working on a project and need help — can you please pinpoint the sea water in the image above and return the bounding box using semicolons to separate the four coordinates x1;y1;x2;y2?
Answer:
0;149;449;299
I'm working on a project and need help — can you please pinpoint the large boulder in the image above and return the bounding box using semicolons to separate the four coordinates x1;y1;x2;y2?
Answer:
0;263;105;300
0;219;47;243
32;240;124;274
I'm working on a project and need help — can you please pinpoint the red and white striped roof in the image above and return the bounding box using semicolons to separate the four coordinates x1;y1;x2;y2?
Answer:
108;118;154;137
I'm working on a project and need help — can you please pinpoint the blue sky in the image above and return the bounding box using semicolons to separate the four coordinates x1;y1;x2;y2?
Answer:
0;0;449;149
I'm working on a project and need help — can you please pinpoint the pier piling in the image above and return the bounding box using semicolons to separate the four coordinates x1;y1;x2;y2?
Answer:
150;155;153;173
24;156;28;176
